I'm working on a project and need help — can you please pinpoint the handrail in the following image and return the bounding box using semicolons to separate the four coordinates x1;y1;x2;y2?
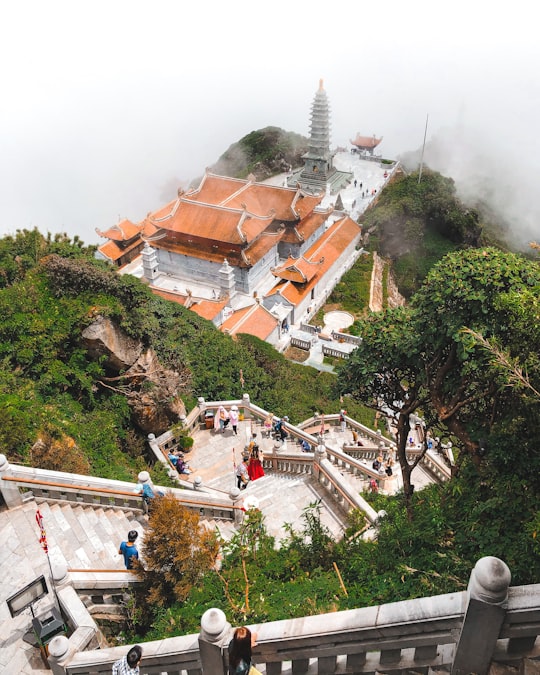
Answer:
316;462;362;512
2;475;242;511
1;475;137;497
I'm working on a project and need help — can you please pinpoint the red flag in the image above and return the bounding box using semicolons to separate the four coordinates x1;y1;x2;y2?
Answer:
36;509;48;554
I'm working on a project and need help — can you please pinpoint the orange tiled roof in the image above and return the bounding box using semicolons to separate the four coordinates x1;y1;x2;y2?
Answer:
97;237;142;262
187;173;249;205
149;200;273;245
272;256;323;283
190;298;229;321
350;134;382;149
281;209;331;243
220;303;278;340
266;216;361;306
150;288;189;306
241;231;284;266
96;219;141;242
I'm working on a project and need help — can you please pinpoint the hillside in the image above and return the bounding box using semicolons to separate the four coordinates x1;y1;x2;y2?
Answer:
0;230;374;480
209;126;308;180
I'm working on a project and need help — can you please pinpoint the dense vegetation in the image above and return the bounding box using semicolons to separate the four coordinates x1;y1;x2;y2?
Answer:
363;169;486;297
0;228;372;480
210;126;308;181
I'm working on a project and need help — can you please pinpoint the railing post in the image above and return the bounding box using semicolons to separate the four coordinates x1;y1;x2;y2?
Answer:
230;487;244;525
0;454;23;508
451;556;511;675
242;393;251;421
199;607;231;674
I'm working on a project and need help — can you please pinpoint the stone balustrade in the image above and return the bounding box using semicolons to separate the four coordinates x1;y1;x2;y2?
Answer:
0;460;239;522
324;445;392;493
289;335;312;351
321;343;351;359
330;330;361;344
45;557;540;675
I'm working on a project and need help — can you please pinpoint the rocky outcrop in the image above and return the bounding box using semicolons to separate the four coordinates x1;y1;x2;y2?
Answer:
82;316;187;435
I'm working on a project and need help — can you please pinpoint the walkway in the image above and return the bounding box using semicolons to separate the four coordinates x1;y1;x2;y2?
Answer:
184;416;434;541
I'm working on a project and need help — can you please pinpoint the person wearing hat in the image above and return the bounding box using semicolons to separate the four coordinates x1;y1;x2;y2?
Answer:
229;405;239;435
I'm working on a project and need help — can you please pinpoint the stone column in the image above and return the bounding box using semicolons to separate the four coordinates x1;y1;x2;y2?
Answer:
0;454;23;508
313;443;326;482
230;487;244;525
242;393;251;422
451;556;511;675
198;397;206;425
199;608;231;675
47;635;71;675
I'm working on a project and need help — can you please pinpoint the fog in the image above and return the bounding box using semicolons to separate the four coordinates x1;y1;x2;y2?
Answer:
1;1;538;248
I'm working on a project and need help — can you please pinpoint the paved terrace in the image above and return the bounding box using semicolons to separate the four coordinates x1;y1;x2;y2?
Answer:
180;412;434;542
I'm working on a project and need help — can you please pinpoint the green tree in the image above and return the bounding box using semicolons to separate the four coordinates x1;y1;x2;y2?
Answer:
135;495;219;615
337;306;429;517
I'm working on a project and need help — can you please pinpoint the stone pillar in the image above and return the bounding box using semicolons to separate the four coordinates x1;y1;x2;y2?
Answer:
314;443;326;482
230;487;244;525
141;242;159;282
451;556;511;675
0;454;23;508
218;258;236;297
199;608;231;675
193;476;203;491
47;635;71;675
242;393;251;421
198;396;207;425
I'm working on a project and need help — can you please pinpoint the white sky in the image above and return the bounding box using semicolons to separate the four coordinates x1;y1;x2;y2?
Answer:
1;0;539;246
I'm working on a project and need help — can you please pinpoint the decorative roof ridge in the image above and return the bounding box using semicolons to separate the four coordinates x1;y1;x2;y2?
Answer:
305;215;351;260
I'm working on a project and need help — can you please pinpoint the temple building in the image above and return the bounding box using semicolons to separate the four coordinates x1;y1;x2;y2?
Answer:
96;83;366;347
350;132;383;155
287;80;352;194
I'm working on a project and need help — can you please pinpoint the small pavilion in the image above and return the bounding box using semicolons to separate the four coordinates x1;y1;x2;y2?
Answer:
350;133;383;155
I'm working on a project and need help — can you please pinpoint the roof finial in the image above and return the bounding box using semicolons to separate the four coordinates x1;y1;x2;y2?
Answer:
319;78;324;91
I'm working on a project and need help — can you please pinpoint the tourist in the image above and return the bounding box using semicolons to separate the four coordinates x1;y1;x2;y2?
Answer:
263;412;274;437
247;444;265;481
214;406;230;433
372;456;382;472
236;458;250;490
274;416;289;442
301;438;311;452
229;405;240;435
174;451;191;475
385;459;394;476
339;409;347;433
228;626;261;675
118;530;139;570
112;644;143;675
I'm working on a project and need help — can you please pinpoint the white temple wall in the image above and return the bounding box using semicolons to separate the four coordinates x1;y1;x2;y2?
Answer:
158;250;224;291
156;246;279;296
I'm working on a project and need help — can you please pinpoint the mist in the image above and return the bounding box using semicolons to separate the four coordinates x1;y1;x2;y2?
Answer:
1;1;538;248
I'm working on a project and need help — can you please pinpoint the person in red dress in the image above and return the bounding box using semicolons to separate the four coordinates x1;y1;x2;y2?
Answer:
247;444;265;481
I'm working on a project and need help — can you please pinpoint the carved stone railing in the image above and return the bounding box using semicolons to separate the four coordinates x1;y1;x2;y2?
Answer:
322;343;351;359
299;322;318;334
330;330;361;345
290;335;312;350
324;445;393;496
46;557;540;675
0;459;240;523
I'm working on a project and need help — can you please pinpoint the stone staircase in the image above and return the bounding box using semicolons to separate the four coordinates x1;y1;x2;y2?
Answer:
15;500;145;571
